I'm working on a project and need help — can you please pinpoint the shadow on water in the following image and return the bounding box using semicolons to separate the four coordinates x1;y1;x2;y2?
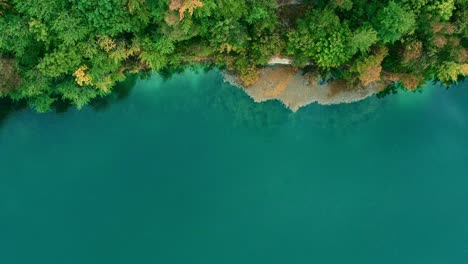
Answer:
0;98;27;128
155;64;216;81
0;67;215;128
376;78;467;99
0;74;140;128
295;97;386;131
377;81;427;99
87;67;215;111
89;74;139;112
0;73;465;132
52;99;74;113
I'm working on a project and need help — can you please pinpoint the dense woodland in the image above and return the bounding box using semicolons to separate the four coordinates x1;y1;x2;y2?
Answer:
0;0;467;112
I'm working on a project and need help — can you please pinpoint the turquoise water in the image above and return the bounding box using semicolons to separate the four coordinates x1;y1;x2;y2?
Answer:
1;70;467;263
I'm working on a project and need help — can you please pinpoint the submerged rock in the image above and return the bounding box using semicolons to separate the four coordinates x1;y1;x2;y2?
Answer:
225;66;386;112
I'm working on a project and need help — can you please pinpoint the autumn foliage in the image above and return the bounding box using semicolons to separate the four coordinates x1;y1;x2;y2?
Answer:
169;0;203;20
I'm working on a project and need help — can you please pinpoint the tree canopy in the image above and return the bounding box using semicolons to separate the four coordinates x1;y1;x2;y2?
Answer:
0;0;467;111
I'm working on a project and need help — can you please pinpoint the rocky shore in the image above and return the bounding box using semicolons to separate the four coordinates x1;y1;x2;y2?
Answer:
225;65;387;112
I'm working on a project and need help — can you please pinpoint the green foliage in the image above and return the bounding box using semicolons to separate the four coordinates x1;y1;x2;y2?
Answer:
210;0;247;21
13;70;50;98
38;47;82;77
209;19;249;53
287;9;354;68
28;94;56;113
0;15;33;56
427;0;456;21
51;12;90;46
155;37;175;55
350;26;379;54
246;7;270;25
251;34;285;64
401;0;429;11
56;81;101;109
138;37;169;71
330;0;353;11
70;0;148;35
436;62;468;84
0;0;466;112
13;0;66;21
29;19;50;44
375;1;416;43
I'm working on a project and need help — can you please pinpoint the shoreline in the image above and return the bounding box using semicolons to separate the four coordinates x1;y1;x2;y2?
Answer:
224;65;386;112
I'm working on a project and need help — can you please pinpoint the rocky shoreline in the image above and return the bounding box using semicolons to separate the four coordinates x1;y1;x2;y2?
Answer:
225;65;386;112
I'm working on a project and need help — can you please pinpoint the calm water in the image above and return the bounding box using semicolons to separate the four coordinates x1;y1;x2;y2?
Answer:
1;70;467;264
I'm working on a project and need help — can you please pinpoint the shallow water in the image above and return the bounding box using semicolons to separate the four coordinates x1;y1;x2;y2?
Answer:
1;70;467;264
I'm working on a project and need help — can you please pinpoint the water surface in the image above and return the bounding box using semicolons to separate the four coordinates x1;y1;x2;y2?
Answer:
1;70;467;264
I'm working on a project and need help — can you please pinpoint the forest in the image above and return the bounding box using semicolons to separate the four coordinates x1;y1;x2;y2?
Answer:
0;0;467;112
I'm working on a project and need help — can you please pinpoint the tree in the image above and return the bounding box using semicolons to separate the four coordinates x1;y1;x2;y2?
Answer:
427;0;456;21
287;9;354;68
351;48;388;86
38;47;82;78
375;1;416;43
436;62;468;84
0;15;33;57
0;0;466;112
70;0;148;36
56;81;101;109
349;26;379;54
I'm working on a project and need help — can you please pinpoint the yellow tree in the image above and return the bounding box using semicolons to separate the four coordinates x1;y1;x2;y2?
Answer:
169;0;203;20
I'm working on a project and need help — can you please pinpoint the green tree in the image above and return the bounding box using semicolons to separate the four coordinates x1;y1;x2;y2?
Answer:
375;1;416;43
427;0;456;21
436;62;468;84
38;47;82;78
0;15;33;57
287;9;354;68
349;26;379;54
56;81;101;109
0;0;466;112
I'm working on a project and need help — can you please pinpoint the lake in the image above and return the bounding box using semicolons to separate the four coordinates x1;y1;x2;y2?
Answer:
1;70;467;263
